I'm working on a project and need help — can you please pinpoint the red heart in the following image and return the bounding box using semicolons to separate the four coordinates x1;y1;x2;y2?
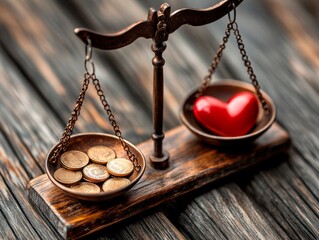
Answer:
193;92;259;137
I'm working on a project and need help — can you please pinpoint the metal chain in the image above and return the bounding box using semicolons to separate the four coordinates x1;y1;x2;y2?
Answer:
197;6;269;113
91;73;141;172
49;73;90;163
196;24;231;97
50;40;141;171
231;22;269;112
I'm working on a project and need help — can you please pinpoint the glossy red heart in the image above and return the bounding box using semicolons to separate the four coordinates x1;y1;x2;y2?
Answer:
193;92;259;137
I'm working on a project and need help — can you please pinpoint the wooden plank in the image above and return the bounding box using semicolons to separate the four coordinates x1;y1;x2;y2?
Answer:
0;172;41;240
0;193;17;239
0;48;63;239
0;49;62;171
168;151;319;240
83;212;186;240
0;128;64;240
28;123;289;239
167;183;288;240
0;209;17;240
241;151;319;239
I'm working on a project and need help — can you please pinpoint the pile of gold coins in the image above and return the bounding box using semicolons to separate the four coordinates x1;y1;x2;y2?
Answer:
53;146;134;194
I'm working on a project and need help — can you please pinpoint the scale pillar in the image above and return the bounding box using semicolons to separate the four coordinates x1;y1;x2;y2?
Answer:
149;3;170;169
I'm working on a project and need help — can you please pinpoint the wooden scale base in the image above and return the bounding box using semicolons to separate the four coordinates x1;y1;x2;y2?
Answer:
28;123;290;239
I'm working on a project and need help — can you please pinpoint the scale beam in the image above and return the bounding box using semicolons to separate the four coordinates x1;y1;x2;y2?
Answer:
74;0;243;49
74;0;243;169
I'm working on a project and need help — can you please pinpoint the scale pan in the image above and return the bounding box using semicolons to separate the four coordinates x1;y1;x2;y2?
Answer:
46;133;146;201
179;80;276;146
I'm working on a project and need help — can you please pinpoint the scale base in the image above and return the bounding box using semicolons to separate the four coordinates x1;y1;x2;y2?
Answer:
27;123;290;239
149;150;170;169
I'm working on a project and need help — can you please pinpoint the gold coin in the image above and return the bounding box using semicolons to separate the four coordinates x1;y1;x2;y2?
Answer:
60;150;89;170
83;163;110;183
54;168;82;185
107;158;134;177
70;182;100;194
87;145;116;164
102;178;131;192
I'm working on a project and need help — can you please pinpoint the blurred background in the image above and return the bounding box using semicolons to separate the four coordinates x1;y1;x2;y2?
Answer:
1;0;319;239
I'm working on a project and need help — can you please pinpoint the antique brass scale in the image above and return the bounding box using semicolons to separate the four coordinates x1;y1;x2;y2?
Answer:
28;1;289;238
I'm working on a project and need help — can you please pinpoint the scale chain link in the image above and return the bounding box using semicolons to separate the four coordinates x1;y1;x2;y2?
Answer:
231;22;269;113
92;74;141;172
197;19;269;113
197;24;231;97
49;73;90;164
50;60;141;172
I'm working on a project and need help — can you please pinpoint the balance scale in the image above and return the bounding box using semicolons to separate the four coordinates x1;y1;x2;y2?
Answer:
27;1;290;238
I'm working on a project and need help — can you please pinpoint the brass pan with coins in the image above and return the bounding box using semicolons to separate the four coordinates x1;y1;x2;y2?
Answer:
46;40;145;201
46;133;146;201
180;7;276;145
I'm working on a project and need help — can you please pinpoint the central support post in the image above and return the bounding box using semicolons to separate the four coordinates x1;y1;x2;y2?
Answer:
149;3;170;169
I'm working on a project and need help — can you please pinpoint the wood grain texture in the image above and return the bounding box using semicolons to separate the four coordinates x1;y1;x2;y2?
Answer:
0;209;17;240
168;183;289;240
0;48;66;240
240;151;319;239
0;47;62;172
73;211;185;240
0;174;41;240
28;123;289;239
1;0;319;239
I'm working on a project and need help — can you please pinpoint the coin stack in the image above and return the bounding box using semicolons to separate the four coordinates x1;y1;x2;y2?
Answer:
53;146;134;194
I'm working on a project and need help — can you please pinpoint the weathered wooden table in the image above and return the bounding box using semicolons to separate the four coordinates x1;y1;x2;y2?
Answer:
1;0;318;239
